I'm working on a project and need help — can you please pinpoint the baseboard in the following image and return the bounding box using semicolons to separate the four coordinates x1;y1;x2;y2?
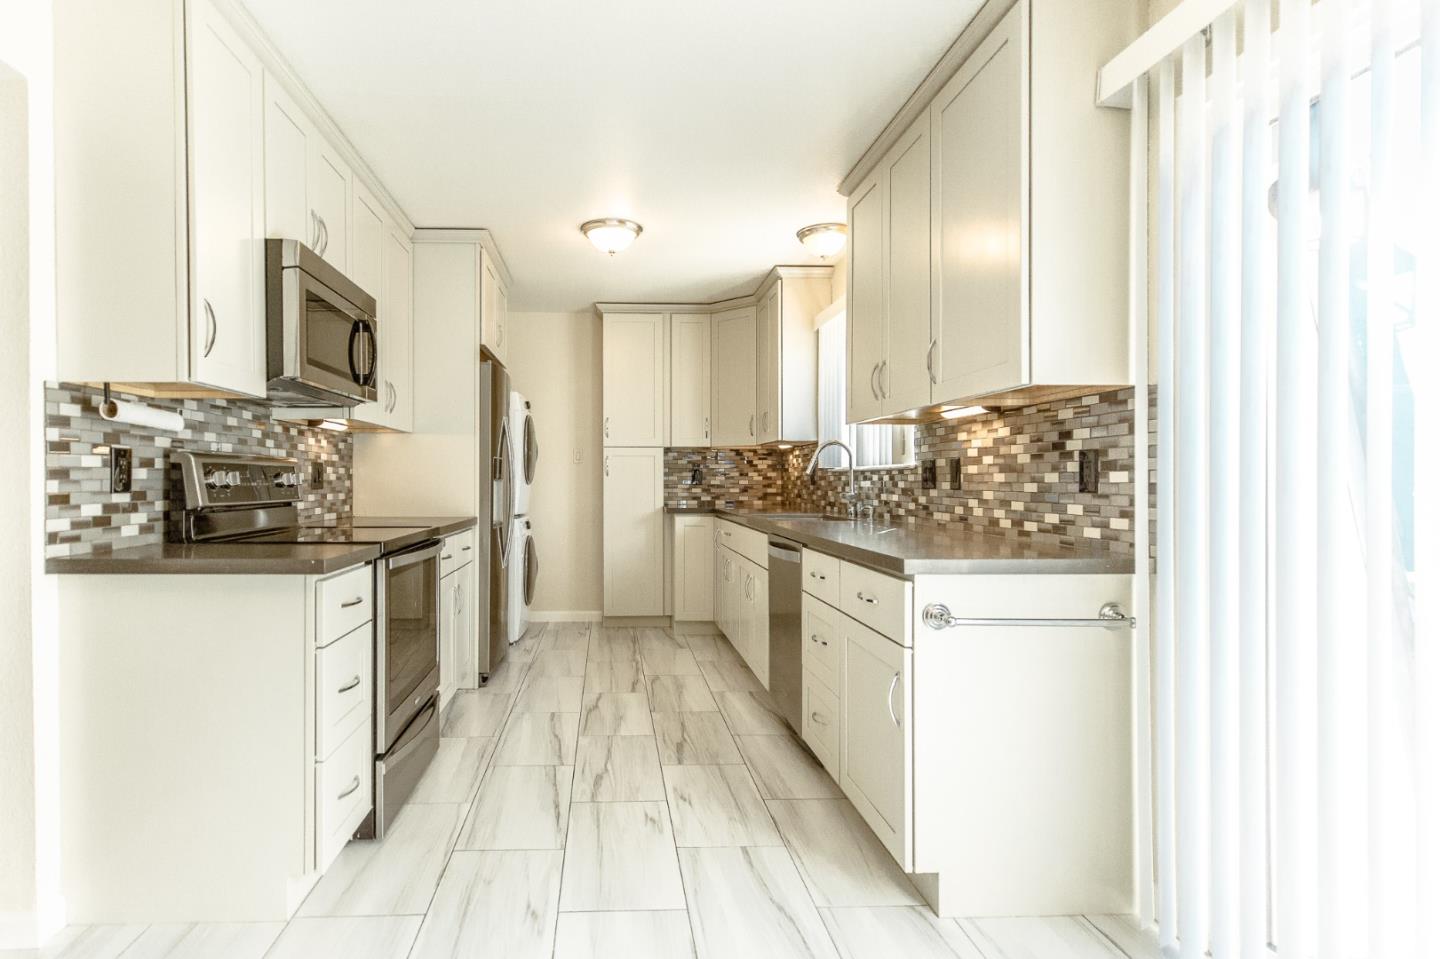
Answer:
601;616;671;627
529;610;602;623
671;620;721;636
0;894;67;949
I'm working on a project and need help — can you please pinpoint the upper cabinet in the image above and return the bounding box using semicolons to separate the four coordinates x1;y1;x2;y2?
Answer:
844;0;1138;420
755;270;829;445
670;313;712;447
54;0;418;408
711;306;757;446
480;253;509;365
602;312;668;447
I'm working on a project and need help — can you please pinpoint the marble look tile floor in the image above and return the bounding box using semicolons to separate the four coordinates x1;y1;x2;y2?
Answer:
21;623;1163;959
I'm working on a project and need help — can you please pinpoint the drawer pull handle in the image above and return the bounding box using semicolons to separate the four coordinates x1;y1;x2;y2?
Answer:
337;775;361;800
442;554;454;561
887;672;901;728
809;571;826;581
810;711;829;727
337;675;362;694
857;592;878;606
340;596;365;609
461;545;472;552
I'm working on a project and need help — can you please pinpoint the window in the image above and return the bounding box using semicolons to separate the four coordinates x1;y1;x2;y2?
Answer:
815;306;914;469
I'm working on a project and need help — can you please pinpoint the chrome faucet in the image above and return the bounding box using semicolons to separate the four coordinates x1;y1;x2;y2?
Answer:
805;440;858;519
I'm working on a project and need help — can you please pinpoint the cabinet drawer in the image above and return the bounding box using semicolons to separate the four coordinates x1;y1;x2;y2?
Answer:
801;594;840;694
802;549;840;606
717;519;768;568
802;675;840;781
440;528;476;577
317;721;373;873
840;561;912;646
317;564;373;648
318;624;373;761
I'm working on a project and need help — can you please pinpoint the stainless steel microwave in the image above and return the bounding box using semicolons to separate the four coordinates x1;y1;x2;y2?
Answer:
264;239;379;407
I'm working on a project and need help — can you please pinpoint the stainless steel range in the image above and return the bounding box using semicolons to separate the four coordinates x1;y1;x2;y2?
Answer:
173;450;441;839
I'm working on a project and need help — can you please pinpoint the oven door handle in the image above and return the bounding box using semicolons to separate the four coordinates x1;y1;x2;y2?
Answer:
386;540;443;571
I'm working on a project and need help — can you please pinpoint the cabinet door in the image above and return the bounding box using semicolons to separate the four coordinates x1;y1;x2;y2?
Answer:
673;515;715;621
883;116;933;414
602;448;664;616
383;228;414;432
188;0;266;398
846;172;885;423
754;284;780;444
439;572;457;709
670;314;712;447
496;282;509;365
932;1;1026;402
480;252;507;362
347;182;388;423
711;307;757;445
262;73;309;243
308;138;350;273
748;561;769;689
840;615;913;870
455;565;475;690
602;313;667;447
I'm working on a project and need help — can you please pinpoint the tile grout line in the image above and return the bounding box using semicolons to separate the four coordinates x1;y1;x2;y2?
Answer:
548;621;594;957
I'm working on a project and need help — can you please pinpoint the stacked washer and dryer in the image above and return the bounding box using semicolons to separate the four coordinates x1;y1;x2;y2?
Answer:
506;392;541;643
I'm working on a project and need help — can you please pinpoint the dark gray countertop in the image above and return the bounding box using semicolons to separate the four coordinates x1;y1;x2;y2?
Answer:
664;505;716;514
47;516;478;575
708;508;1134;576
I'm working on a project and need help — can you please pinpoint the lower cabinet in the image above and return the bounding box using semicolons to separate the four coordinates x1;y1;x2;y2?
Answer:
838;615;914;871
439;569;457;708
603;447;665;616
715;542;769;688
801;672;840;779
672;514;715;621
438;531;476;706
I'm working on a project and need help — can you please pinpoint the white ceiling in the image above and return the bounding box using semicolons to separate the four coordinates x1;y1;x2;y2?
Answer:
239;0;984;312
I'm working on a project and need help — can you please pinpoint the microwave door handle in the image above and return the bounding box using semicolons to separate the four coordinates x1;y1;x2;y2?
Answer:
364;320;379;387
348;320;363;386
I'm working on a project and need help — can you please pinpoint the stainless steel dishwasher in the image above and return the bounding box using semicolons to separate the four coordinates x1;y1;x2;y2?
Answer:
766;535;804;733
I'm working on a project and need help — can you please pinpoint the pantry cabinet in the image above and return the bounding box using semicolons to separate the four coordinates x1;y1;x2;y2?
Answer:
602;447;665;616
670;313;712;446
602;312;668;447
844;0;1136;418
711;306;757;445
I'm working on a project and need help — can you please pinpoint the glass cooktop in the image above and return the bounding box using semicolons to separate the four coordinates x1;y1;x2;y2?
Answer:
244;525;432;546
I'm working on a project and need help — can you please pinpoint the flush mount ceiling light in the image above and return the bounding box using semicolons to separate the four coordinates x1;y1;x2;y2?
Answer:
581;218;643;255
796;222;847;259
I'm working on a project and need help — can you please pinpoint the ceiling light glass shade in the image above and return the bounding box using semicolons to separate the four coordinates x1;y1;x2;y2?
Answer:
796;222;847;258
581;218;643;255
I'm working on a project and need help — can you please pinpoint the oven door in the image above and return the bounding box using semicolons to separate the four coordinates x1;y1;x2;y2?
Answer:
376;540;442;751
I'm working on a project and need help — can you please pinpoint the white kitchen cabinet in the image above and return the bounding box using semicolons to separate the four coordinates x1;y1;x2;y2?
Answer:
846;171;885;424
802;672;840;780
738;557;770;688
715;544;739;641
381;228;415;432
754;271;829;444
263;73;311;245
481;251;509;364
672;514;715;621
187;0;267;398
602;312;668;447
711;306;757;445
839;614;914;870
439;571;457;711
602;447;665;616
454;557;476;688
348;179;386;315
670;313;712;446
345;182;401;430
308;137;350;273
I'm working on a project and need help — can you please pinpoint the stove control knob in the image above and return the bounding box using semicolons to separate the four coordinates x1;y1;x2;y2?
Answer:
205;470;228;490
275;471;301;489
225;470;242;487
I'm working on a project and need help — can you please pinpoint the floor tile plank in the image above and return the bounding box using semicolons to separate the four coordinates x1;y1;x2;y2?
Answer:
440;690;514;738
767;800;922;907
699;657;763;693
407;737;495;804
714;690;790;735
1084;916;1164;959
553;911;696;959
584;657;645;694
530;649;588;678
559;802;686;911
572;736;666;801
578;692;654;736
679;846;839;959
114;923;284;959
648;674;718;712
663;764;782;847
408;851;563;959
735;735;843;799
653;712;744;765
960;917;1128;959
457;765;573;850
265;917;421;959
514;675;585;713
640;647;702;676
298;803;467;916
13;925;146;959
821;908;981;959
493;712;579;765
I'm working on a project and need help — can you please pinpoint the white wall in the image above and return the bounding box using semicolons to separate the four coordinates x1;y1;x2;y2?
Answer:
505;311;604;618
1;0;62;946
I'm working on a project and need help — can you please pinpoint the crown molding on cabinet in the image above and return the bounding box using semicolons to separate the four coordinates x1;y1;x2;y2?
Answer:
214;0;415;235
409;228;516;292
836;0;1012;198
594;264;834;315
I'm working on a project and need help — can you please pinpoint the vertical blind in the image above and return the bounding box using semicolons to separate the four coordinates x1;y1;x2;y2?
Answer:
1143;0;1436;955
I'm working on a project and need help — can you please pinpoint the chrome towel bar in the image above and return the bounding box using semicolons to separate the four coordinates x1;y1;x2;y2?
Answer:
922;602;1136;631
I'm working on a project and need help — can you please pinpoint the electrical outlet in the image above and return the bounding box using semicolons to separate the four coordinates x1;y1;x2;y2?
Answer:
921;459;937;490
311;461;325;488
109;445;132;493
1078;449;1101;493
949;458;963;490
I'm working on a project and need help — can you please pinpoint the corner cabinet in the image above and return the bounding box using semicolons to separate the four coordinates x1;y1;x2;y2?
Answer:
844;0;1138;418
602;448;665;616
670;314;712;447
602;312;668;447
56;0;267;398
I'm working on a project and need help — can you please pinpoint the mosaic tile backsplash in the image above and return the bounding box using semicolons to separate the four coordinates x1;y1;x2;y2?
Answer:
44;383;352;558
666;388;1141;554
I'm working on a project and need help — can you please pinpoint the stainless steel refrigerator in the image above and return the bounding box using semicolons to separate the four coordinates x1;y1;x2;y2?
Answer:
477;353;514;681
